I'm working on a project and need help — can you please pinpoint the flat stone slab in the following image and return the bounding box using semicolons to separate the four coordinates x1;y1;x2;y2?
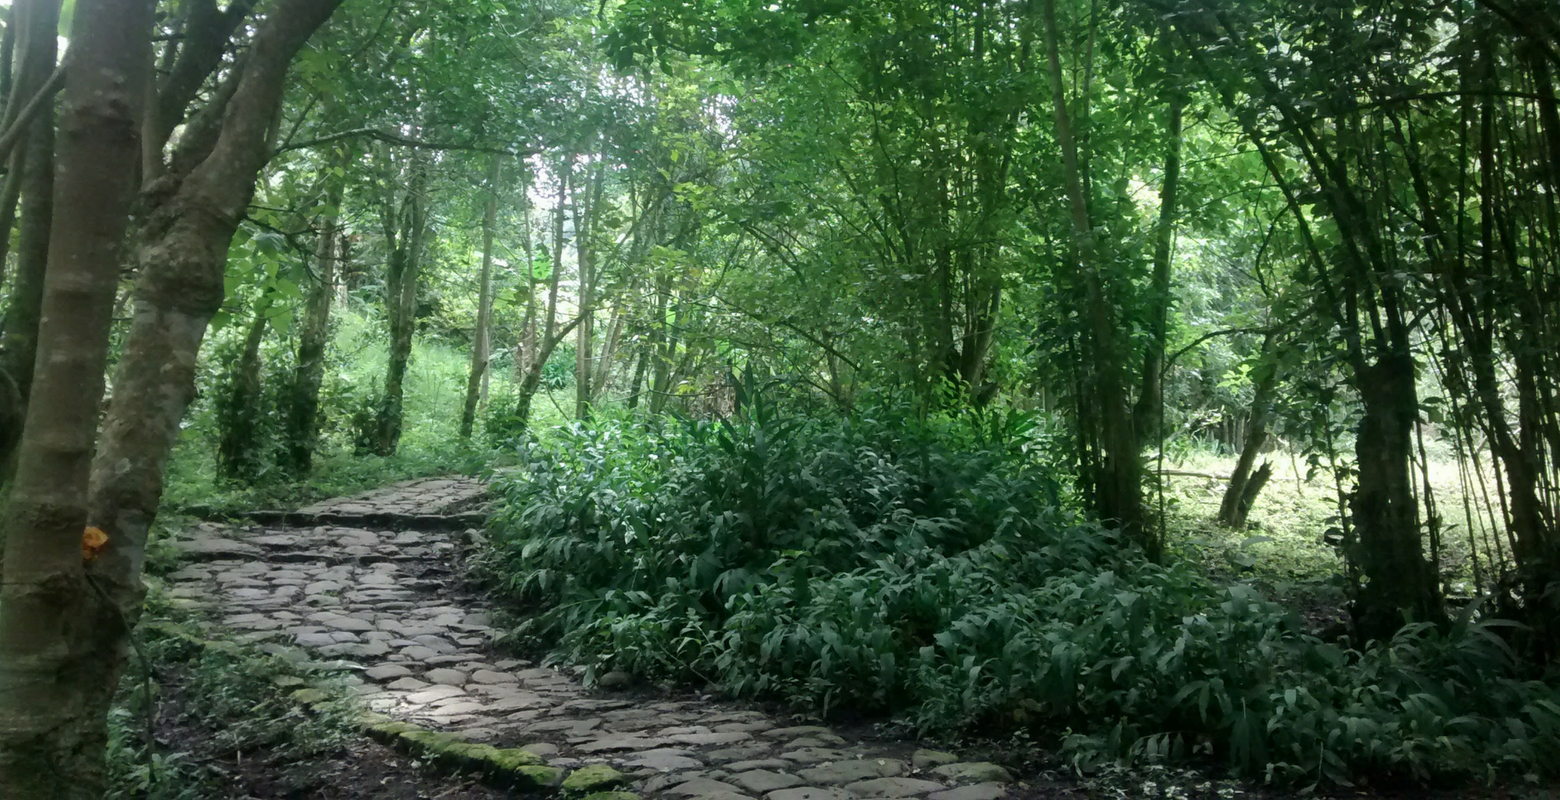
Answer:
798;760;904;785
729;770;804;794
766;789;853;800
666;778;752;800
928;763;1012;785
843;778;946;799
929;784;1008;800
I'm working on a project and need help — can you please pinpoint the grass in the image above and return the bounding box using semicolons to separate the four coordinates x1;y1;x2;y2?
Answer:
1157;445;1510;618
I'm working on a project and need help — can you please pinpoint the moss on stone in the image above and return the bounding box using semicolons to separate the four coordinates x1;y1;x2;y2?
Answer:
514;765;565;790
489;748;546;769
561;764;627;794
289;687;329;706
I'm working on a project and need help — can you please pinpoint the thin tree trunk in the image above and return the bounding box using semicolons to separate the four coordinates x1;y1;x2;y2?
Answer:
0;81;55;480
217;305;269;482
376;154;428;455
627;340;650;410
0;0;153;794
0;0;59;474
575;161;604;420
1219;337;1278;527
462;155;502;439
1136;69;1183;443
592;304;626;399
516;161;572;428
284;148;346;475
0;152;23;283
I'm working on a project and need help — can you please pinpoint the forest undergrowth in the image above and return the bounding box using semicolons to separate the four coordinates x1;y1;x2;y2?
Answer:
482;397;1560;791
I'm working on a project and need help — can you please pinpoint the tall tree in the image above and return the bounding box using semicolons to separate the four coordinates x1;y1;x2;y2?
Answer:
0;0;154;793
373;149;430;455
74;6;347;795
1041;0;1148;555
462;154;503;439
0;0;62;479
285;146;350;475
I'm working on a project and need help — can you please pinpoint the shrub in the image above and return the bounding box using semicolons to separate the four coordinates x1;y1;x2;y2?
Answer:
484;404;1560;788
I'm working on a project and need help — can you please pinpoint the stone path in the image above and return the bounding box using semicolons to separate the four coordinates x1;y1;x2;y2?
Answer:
164;477;1019;800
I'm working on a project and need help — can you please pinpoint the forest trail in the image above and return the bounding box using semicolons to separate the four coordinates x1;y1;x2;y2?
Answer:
162;478;1051;800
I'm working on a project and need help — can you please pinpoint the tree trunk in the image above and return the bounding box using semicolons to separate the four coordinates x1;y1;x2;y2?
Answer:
515;168;537;383
0;153;22;284
462;155;502;440
575;162;604;420
1042;0;1147;555
284;149;346;475
70;6;342;796
0;0;153;794
217;305;269;483
627;340;650;410
592;304;626;399
1135;69;1183;444
375;154;429;455
1219;336;1278;527
0;0;60;480
515;161;572;429
1351;352;1441;640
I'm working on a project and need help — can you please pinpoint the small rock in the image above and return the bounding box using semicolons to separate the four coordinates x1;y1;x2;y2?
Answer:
843;778;945;799
521;743;561;758
385;677;431;692
763;726;835;740
911;750;959;770
765;789;853;800
665;777;752;800
365;664;413;682
600;670;634;689
929;783;1008;800
672;731;753;747
729;770;804;794
798;760;904;786
704;745;775;764
723;759;793;772
623;750;704;772
929;763;1012;785
425;668;469;686
777;748;849;765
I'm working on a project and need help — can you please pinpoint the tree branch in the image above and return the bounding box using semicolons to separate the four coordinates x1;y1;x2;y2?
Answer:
0;60;64;166
274;127;528;157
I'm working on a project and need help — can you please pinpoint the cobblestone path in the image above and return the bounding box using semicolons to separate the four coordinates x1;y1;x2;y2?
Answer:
165;477;1021;800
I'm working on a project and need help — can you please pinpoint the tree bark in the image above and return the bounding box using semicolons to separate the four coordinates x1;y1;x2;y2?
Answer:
1135;71;1183;444
574;160;604;420
284;148;346;475
462;155;502;440
0;0;153;794
1351;352;1441;640
592;304;626;399
0;0;59;479
515;164;575;429
1219;339;1279;527
374;152;429;455
68;5;343;794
